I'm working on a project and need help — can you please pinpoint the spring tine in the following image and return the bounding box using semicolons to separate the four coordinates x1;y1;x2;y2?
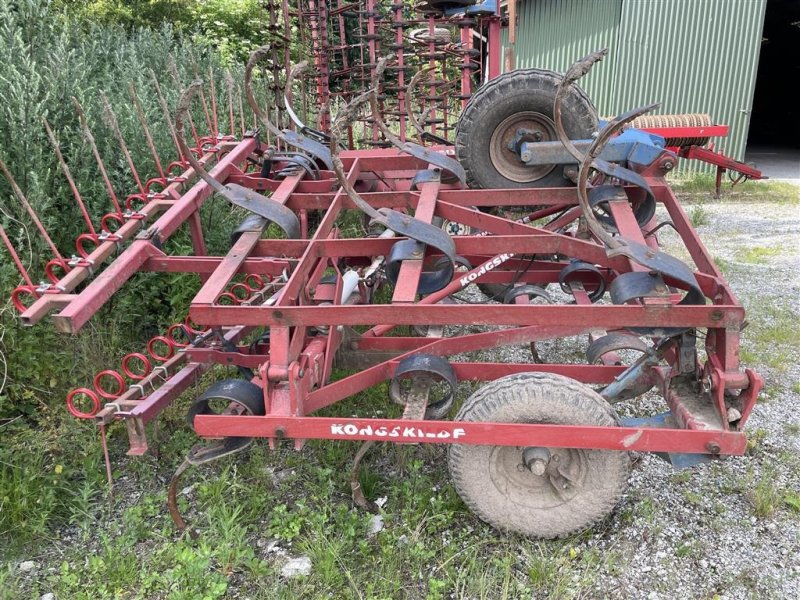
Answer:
208;67;219;139
0;157;67;265
168;58;202;148
99;93;145;195
42;118;98;236
189;54;214;136
237;84;246;138
0;224;35;287
224;70;236;137
148;69;183;160
71;97;123;217
129;84;166;180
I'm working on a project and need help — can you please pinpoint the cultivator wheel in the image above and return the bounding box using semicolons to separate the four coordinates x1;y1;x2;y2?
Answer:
448;373;630;538
455;69;598;189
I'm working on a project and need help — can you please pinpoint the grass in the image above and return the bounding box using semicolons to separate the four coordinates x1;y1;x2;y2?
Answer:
747;471;783;519
739;305;800;372
672;175;800;205
734;245;783;264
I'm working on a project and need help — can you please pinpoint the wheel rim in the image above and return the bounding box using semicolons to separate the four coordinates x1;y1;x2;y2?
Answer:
488;111;557;183
488;445;588;509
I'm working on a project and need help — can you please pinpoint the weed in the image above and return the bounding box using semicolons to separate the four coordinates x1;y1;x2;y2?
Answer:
688;204;710;227
784;422;800;436
735;246;782;264
784;492;800;514
673;175;800;205
746;428;768;455
747;471;782;518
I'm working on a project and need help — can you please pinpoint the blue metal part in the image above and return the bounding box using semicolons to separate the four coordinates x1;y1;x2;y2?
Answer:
621;412;713;469
443;1;497;17
519;127;670;169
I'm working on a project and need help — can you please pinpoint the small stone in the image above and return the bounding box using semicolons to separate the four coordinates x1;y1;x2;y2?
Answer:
375;496;388;509
281;556;312;578
41;594;55;600
180;485;194;496
368;514;384;536
699;559;709;569
397;534;408;545
19;561;36;572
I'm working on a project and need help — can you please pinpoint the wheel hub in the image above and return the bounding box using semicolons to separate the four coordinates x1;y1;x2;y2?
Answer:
489;112;557;183
488;444;587;508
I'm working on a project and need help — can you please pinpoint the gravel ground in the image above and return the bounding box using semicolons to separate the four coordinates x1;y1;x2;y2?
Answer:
447;197;800;599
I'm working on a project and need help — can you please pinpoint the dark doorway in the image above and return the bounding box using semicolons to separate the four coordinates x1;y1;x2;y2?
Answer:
745;0;800;178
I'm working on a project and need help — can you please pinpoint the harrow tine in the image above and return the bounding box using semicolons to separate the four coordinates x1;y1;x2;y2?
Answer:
148;69;183;161
99;93;146;195
0;223;35;288
223;70;236;137
71;97;124;218
0;158;67;268
208;66;219;139
244;46;283;139
167;57;202;148
237;83;246;138
129;84;166;181
406;66;435;142
187;52;214;137
42;118;98;237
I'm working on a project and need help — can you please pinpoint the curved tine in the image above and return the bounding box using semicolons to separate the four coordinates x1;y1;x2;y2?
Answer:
285;60;308;101
405;66;435;141
576;102;660;250
554;48;609;163
327;91;382;221
244;45;282;138
175;80;228;197
283;61;310;130
368;55;404;149
589;103;660;162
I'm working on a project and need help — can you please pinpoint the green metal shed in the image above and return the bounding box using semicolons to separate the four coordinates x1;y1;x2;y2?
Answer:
505;0;767;167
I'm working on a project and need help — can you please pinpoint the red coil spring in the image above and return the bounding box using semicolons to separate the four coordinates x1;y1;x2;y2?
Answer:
121;352;152;380
101;212;125;234
147;335;176;362
166;324;191;347
44;259;71;284
66;388;100;419
11;286;39;313
93;369;126;399
76;233;99;258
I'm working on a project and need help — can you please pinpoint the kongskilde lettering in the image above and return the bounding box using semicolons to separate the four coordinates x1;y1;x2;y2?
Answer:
330;423;466;440
459;253;515;287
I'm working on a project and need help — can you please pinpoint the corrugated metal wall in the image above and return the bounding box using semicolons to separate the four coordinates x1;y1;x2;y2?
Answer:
508;0;767;166
513;0;623;112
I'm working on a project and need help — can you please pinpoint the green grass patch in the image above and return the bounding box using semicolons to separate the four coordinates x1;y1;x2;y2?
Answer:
735;246;783;264
672;175;800;204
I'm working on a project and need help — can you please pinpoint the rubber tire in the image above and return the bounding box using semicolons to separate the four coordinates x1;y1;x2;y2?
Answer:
448;373;630;539
455;69;598;190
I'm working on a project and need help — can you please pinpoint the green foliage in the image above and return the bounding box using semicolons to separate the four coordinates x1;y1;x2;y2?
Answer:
57;0;271;63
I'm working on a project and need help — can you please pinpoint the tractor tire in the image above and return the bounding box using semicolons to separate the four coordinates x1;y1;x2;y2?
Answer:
448;372;630;539
455;69;598;190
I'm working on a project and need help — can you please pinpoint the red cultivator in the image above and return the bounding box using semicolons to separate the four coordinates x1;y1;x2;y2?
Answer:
2;17;765;537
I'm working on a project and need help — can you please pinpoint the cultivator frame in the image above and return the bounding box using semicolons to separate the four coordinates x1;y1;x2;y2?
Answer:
1;2;767;538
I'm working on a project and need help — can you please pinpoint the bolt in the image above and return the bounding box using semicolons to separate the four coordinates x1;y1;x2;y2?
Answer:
710;310;723;321
662;160;674;171
532;131;543;142
645;249;656;259
298;369;305;378
529;459;547;476
707;441;721;454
